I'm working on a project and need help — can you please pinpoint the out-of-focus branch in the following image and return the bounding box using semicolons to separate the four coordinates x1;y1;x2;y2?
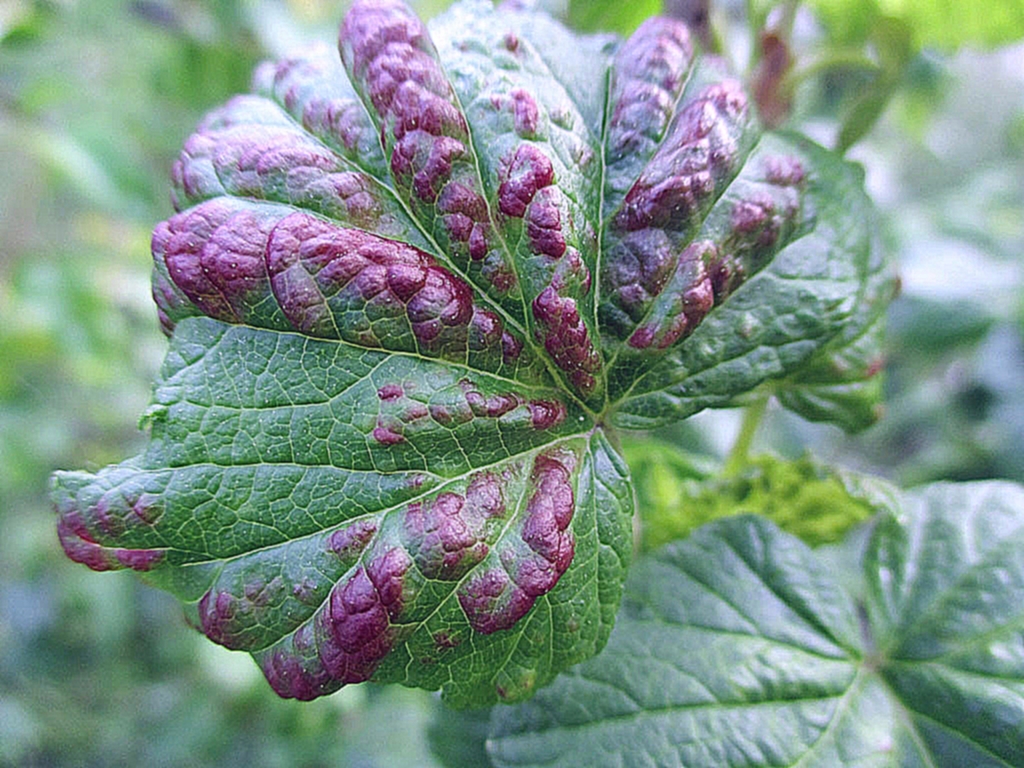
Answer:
663;0;713;51
751;30;793;128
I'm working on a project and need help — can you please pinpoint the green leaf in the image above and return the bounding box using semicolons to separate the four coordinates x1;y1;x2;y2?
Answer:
50;0;875;706
836;75;901;154
626;449;893;550
489;480;1024;767
773;218;899;431
809;0;1024;51
831;17;914;154
567;0;663;34
889;0;1024;50
428;702;493;768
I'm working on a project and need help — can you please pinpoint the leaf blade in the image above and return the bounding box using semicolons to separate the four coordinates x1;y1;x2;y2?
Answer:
490;480;1024;767
489;515;864;768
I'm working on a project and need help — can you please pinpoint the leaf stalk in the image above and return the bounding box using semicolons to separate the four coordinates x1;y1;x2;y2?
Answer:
724;394;769;475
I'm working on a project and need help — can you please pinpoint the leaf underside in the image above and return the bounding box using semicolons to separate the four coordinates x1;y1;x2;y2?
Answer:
50;0;882;707
489;481;1024;767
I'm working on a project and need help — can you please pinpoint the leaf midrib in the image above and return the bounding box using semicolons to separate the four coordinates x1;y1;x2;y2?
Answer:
876;668;1012;768
429;21;609;417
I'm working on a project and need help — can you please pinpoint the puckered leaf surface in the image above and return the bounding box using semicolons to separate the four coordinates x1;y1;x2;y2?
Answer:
50;0;882;706
608;132;879;429
489;480;1024;766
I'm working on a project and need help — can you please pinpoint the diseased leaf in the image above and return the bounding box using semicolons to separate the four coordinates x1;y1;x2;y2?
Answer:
52;316;633;707
489;480;1024;767
50;0;880;706
607;132;881;429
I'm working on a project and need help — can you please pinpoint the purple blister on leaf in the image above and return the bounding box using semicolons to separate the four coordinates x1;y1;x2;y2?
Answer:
457;450;576;634
403;473;506;580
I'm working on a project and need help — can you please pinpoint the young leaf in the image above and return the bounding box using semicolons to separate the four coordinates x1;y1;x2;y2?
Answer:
50;0;880;706
626;449;892;550
809;0;1024;52
489;480;1024;767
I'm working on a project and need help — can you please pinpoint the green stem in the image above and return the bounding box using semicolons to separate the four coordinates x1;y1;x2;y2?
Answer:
724;395;769;475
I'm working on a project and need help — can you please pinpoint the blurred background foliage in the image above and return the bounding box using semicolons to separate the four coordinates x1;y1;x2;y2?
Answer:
0;0;1022;765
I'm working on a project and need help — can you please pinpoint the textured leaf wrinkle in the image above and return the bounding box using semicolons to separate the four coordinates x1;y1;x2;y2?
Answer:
427;1;609;406
339;1;528;316
51;0;882;710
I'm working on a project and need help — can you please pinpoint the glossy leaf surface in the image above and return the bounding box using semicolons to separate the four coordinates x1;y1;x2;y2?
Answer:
490;481;1024;766
50;0;881;706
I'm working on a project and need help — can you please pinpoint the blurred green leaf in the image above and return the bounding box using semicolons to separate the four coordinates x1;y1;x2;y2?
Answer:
624;445;891;550
805;0;876;45
835;17;913;152
568;0;661;33
837;76;900;151
809;0;1024;51
0;0;49;45
804;0;1023;151
428;702;494;768
879;0;1024;50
